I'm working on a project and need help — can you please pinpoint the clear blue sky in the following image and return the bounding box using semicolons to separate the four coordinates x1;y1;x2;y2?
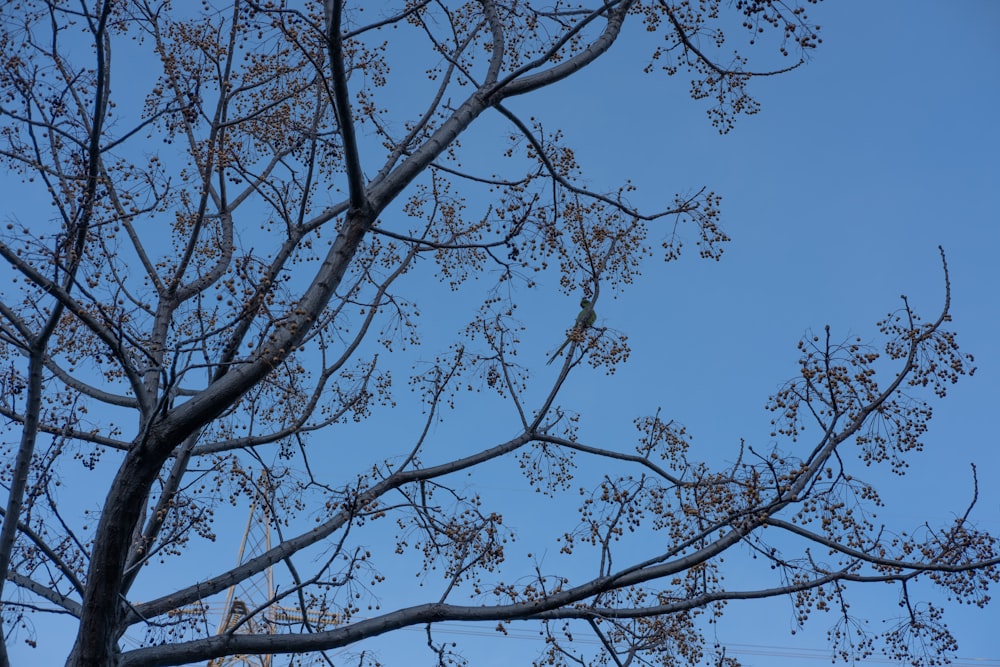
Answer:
519;3;1000;664
523;3;1000;663
5;2;999;665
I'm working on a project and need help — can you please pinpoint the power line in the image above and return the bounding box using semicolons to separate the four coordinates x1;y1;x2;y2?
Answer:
407;622;1000;666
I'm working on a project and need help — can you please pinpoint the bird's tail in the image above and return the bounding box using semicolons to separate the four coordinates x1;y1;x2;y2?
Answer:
546;338;570;365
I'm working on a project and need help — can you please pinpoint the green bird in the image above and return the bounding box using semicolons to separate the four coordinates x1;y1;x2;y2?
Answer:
546;298;597;365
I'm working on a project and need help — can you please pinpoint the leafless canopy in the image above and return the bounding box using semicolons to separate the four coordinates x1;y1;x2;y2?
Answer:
0;1;995;666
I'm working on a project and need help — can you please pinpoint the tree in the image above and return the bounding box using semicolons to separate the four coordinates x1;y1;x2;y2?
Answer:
0;1;995;666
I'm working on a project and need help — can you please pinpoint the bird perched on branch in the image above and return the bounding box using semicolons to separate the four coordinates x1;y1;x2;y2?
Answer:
546;298;596;365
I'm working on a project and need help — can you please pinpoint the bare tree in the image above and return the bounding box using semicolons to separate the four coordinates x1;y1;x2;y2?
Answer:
0;2;995;666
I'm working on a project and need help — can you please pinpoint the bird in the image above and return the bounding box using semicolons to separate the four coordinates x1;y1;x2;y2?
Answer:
546;298;596;365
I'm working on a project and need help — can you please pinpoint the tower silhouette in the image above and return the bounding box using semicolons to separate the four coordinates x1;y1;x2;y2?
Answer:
205;471;277;667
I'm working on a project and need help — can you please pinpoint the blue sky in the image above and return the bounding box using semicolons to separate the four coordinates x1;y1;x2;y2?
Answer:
4;1;999;665
531;3;1000;664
